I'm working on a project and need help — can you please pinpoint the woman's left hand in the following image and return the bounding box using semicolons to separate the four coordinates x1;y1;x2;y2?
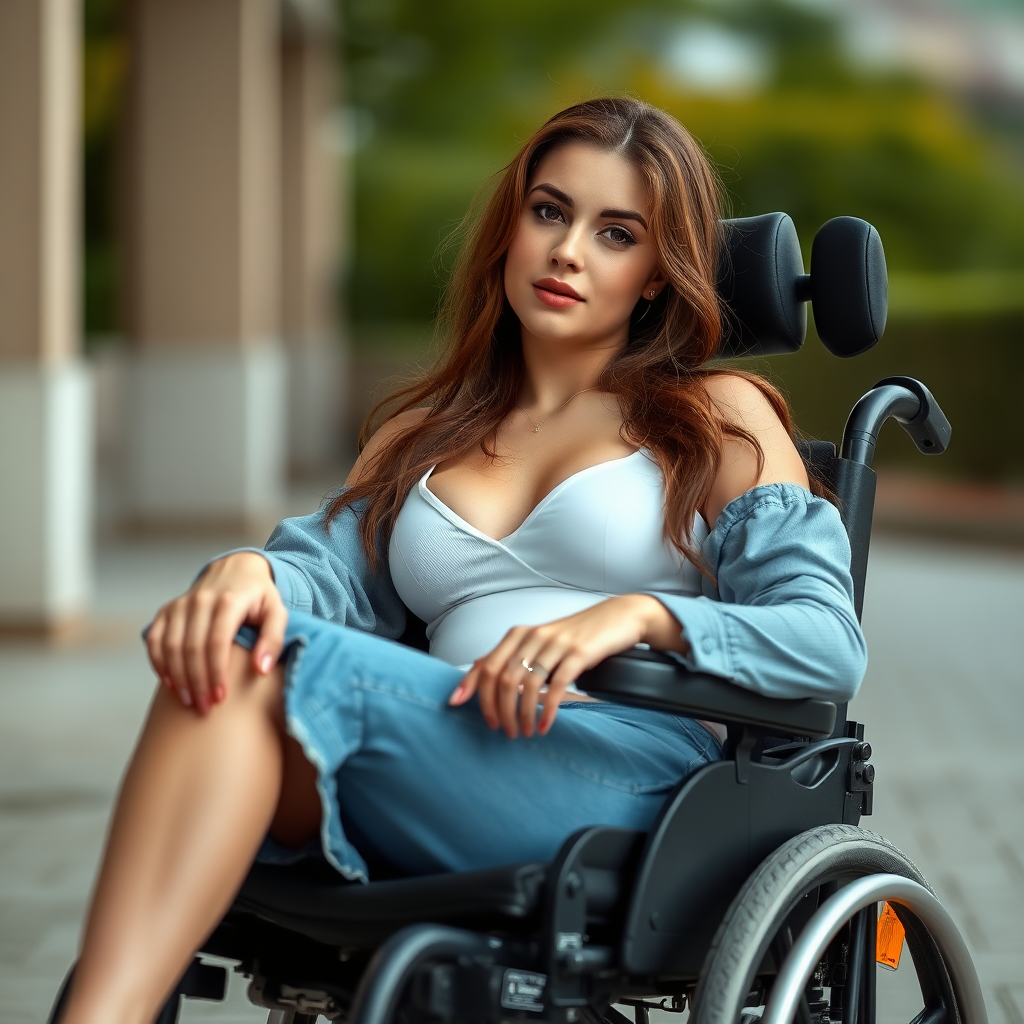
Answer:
449;594;686;739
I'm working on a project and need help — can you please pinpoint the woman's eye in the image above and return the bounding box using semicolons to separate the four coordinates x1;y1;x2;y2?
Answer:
533;202;564;223
601;225;637;246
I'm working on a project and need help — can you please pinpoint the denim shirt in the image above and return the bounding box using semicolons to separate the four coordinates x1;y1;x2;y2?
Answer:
224;482;866;704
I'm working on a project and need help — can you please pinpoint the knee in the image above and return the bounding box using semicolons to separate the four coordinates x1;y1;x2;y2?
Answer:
151;644;287;728
225;643;287;722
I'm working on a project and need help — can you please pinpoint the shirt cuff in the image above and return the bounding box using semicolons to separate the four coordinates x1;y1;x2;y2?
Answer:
641;592;733;679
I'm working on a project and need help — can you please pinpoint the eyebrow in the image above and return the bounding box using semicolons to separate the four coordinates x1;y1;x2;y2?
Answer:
529;183;649;231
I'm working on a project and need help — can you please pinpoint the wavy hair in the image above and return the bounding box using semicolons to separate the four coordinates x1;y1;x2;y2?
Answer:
329;97;809;571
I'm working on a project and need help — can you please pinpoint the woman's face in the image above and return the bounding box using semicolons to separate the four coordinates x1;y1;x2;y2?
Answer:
503;141;666;350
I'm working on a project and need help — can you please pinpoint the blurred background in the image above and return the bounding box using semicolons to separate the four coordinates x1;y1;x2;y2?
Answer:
2;1;1024;1021
76;0;1024;575
333;0;1024;485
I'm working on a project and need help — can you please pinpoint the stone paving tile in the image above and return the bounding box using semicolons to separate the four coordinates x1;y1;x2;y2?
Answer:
853;536;1024;1014
1;531;1021;1022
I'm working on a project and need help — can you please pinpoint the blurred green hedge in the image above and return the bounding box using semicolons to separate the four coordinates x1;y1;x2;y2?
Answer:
756;311;1024;484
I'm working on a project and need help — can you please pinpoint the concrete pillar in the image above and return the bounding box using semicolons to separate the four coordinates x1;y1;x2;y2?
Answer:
124;0;285;535
0;0;92;634
280;0;347;474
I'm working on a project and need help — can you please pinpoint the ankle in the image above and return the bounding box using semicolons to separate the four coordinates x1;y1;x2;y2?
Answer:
58;981;160;1024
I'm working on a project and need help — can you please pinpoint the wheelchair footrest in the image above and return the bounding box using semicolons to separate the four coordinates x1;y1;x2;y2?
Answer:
179;958;227;1001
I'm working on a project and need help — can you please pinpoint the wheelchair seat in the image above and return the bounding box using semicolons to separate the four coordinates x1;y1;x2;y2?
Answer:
232;860;548;946
48;212;983;1024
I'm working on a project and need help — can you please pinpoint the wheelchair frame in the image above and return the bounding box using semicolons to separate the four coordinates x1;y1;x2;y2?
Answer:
48;214;985;1024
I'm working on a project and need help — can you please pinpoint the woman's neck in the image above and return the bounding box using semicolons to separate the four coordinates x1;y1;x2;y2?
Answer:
517;327;624;409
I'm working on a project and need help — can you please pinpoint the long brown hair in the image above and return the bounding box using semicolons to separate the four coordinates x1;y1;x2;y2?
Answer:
330;97;805;571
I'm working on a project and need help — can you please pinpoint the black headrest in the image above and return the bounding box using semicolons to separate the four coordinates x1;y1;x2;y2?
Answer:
718;213;806;357
809;217;887;357
716;213;887;359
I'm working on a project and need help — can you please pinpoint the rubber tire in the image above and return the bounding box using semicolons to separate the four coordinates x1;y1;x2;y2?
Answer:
46;965;75;1024
691;824;956;1024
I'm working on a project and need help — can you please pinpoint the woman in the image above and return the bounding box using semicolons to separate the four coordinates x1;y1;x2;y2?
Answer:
60;98;865;1024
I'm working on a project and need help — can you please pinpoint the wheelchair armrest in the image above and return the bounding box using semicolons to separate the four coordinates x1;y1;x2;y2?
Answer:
575;649;837;739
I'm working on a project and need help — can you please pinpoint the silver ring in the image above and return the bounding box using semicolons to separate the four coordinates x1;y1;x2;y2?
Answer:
521;659;550;680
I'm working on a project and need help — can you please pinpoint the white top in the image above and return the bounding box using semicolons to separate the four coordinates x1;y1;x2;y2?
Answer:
388;449;707;669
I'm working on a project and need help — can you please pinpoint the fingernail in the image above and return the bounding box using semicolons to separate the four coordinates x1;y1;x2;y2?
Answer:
197;694;211;716
260;653;273;674
448;684;464;706
161;676;171;689
179;690;192;707
214;685;226;703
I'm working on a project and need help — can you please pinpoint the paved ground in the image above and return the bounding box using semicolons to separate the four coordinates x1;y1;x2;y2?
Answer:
1;523;1022;1023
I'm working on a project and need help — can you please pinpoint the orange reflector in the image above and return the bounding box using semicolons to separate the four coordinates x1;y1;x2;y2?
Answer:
876;901;906;970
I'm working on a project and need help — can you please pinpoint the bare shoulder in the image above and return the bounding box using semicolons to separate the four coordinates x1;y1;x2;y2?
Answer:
703;373;783;430
345;407;430;486
700;373;809;526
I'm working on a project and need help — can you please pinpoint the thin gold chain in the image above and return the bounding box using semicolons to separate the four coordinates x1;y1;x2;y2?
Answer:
516;387;599;433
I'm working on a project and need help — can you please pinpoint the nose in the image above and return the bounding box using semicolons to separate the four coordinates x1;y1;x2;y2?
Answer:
549;224;585;271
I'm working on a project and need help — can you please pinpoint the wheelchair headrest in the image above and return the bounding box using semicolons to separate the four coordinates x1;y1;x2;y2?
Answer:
717;213;888;359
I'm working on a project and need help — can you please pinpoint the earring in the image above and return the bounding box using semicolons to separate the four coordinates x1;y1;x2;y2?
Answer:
649;290;656;298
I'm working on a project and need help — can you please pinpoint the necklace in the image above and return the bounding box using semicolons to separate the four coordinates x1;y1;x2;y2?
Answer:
516;387;599;433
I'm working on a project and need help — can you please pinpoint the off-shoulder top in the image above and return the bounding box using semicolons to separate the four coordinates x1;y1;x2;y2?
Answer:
388;450;706;668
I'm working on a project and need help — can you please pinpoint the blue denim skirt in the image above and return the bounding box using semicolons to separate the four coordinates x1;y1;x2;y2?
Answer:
236;609;722;883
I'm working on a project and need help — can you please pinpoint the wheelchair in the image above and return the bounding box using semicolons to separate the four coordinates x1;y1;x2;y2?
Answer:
49;213;985;1024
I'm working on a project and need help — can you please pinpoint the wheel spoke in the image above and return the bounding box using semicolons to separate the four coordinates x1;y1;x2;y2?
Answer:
861;904;877;1024
771;926;813;1024
844;908;869;1024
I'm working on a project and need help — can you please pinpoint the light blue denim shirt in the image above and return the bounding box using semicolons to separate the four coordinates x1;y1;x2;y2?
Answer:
225;482;866;705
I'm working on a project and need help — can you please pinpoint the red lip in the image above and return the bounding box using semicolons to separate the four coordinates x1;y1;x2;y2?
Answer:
533;278;584;307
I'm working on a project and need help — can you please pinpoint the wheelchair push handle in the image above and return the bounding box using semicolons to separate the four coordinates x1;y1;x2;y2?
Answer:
841;375;952;467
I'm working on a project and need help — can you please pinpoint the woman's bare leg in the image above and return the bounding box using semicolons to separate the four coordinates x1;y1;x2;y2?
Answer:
60;645;321;1024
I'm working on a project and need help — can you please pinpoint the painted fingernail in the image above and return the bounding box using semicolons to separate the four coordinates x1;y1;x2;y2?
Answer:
260;653;273;674
197;694;211;715
448;684;465;706
214;685;226;703
179;690;193;707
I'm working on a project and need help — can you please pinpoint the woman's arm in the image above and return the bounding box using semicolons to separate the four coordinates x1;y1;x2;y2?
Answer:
239;406;430;617
147;409;426;714
700;373;809;527
643;483;866;701
638;375;864;701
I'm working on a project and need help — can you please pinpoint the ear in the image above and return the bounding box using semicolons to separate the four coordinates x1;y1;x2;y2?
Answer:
641;269;669;300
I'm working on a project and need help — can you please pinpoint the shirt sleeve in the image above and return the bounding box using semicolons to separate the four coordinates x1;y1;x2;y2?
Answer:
208;496;408;640
644;482;867;702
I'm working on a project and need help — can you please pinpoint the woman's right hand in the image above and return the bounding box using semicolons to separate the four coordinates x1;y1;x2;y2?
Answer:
145;552;288;715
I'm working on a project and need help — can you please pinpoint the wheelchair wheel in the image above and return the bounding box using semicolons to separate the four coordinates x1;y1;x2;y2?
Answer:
691;824;983;1024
